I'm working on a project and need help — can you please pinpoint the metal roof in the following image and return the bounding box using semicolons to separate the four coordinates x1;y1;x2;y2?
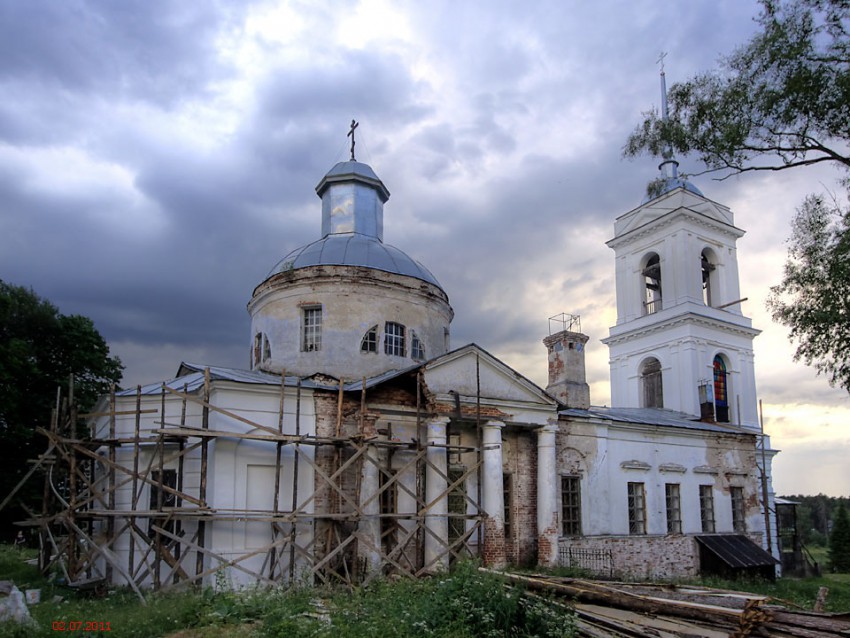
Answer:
641;177;704;204
266;233;444;289
342;362;422;391
559;406;750;434
115;363;328;396
263;158;443;290
316;160;390;201
696;535;779;568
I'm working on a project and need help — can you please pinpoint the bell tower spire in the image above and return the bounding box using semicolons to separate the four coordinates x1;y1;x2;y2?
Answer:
657;52;679;181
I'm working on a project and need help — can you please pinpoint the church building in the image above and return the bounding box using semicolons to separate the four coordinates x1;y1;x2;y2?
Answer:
77;123;779;590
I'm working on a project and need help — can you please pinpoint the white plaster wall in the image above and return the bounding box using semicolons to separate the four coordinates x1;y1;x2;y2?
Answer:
612;219;746;324
423;349;557;427
606;316;760;428
562;419;764;541
249;266;452;380
91;382;318;587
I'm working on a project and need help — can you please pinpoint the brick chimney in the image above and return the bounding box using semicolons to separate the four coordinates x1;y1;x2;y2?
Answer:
543;330;590;409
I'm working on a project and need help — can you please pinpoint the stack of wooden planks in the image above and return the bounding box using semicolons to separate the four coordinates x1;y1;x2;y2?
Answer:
481;569;850;637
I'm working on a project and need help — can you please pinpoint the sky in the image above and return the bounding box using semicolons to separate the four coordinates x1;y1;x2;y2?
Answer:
0;0;847;497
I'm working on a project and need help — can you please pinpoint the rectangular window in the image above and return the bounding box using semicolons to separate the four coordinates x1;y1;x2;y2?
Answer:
665;483;682;534
411;332;425;361
302;306;322;352
731;486;746;533
384;321;405;357
628;482;646;534
700;485;716;533
503;474;512;539
561;475;582;536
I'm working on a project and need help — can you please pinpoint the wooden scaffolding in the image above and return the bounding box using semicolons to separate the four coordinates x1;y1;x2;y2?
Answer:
7;369;484;598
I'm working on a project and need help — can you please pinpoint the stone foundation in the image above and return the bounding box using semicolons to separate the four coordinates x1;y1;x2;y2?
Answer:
559;535;700;580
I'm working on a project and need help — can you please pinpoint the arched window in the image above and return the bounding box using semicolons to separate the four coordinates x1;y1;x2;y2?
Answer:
361;325;378;353
262;335;271;363
640;357;663;408
701;249;717;306
384;322;406;356
642;253;662;315
713;355;729;422
253;333;262;368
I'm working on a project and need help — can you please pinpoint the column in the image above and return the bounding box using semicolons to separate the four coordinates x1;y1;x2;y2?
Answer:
424;416;450;572
537;423;559;567
481;420;506;568
357;440;383;574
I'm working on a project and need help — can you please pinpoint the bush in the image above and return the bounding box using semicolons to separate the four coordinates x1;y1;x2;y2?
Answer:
830;503;850;572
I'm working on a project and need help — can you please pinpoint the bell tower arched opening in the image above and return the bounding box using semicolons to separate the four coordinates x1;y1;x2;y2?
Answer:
639;357;664;408
641;253;662;315
701;248;718;307
713;354;730;422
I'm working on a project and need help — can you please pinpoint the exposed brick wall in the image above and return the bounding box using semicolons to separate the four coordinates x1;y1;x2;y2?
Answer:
502;429;537;566
482;517;506;567
431;403;509;419
560;535;700;580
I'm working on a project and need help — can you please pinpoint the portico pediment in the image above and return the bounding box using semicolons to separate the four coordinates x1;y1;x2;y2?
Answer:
422;344;557;408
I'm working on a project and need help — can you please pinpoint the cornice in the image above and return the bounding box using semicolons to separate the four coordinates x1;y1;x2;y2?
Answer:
602;310;761;346
607;207;744;250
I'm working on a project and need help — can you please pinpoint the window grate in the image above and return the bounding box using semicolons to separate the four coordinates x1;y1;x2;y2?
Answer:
561;476;582;536
700;485;716;533
628;482;646;534
731;486;746;533
665;483;682;534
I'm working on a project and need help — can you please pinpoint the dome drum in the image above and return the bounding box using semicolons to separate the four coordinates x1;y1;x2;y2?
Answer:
249;265;452;379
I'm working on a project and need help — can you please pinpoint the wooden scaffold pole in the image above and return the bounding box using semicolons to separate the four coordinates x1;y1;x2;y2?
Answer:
289;377;301;582
195;368;211;581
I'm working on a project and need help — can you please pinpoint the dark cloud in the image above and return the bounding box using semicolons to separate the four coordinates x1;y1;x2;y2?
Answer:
1;0;846;487
255;51;432;127
0;0;236;104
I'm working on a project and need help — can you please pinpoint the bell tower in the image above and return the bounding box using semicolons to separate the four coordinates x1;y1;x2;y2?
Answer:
601;67;762;431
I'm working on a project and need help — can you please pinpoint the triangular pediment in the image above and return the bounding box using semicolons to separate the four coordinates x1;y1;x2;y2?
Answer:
613;187;737;240
422;344;556;407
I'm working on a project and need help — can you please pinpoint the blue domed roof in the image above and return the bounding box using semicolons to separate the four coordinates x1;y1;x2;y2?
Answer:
641;158;704;204
317;161;389;201
641;176;704;204
267;233;444;289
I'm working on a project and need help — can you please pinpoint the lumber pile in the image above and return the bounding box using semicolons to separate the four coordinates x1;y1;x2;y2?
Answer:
481;569;850;638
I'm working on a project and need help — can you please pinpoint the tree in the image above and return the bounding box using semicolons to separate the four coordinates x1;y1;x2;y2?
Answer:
0;280;123;535
625;0;850;177
829;502;850;572
766;195;850;391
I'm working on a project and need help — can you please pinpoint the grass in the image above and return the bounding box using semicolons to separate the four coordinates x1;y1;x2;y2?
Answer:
1;542;848;636
0;549;576;638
